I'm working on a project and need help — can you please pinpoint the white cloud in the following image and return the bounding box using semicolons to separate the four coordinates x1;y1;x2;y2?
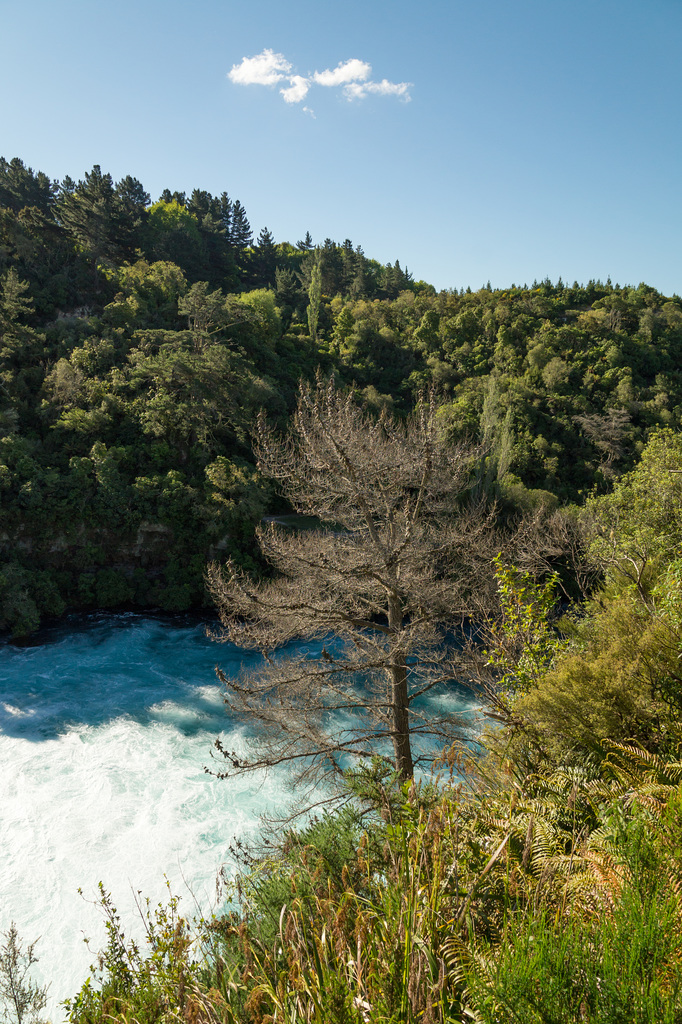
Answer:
228;49;291;86
227;50;412;110
280;75;311;104
344;79;412;101
313;58;371;87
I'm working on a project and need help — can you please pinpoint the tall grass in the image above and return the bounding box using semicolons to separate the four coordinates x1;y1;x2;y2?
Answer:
64;746;682;1023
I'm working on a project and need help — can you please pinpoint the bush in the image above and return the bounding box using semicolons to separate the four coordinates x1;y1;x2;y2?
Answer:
95;569;134;607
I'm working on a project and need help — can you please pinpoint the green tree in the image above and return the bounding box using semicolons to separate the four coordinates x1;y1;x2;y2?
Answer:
253;226;277;288
238;288;282;345
113;174;150;258
57;165;125;275
0;158;56;215
142;200;206;279
184;189;239;289
228;200;252;249
102;258;186;332
178;280;228;350
0;269;44;413
274;267;301;328
332;305;354;350
306;248;322;344
296;230;313;250
229;199;252;281
584;428;682;600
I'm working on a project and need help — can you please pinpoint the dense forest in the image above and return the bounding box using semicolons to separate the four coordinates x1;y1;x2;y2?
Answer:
2;155;682;636
4;154;682;1020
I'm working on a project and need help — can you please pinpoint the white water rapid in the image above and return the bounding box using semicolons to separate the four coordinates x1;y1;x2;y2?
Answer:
0;612;478;1019
0;614;287;1019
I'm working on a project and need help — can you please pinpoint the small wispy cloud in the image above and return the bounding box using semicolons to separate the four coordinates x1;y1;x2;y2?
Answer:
227;50;412;110
313;58;371;87
344;79;412;101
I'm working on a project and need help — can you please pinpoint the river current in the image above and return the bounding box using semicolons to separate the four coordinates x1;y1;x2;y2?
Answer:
0;613;478;1017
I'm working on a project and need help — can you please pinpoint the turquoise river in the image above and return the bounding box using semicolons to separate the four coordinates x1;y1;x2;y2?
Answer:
0;613;478;1017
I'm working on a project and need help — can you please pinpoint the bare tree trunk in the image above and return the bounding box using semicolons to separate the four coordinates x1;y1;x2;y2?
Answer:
208;378;493;792
389;655;414;780
388;593;414;780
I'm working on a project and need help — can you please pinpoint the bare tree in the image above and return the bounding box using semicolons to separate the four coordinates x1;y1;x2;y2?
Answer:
573;409;631;478
207;376;499;790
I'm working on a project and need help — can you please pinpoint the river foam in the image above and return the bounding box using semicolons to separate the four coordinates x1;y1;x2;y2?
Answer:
0;613;479;1018
0;614;282;1019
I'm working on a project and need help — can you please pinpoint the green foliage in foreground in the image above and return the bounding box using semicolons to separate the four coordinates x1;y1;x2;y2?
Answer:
60;751;682;1024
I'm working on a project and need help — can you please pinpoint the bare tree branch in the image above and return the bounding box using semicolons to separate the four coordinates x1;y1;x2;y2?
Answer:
207;375;504;792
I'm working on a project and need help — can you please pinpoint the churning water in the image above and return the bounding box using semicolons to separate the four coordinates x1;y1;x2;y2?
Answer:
0;613;283;1017
0;613;479;1018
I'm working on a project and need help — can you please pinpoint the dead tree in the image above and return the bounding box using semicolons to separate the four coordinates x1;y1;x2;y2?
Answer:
573;409;631;478
207;376;499;789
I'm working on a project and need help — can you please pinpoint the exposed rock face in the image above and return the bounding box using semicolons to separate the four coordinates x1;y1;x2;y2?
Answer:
132;521;175;565
1;521;180;570
55;306;93;321
206;534;231;560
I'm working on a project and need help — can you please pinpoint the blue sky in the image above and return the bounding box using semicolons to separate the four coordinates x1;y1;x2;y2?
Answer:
2;0;681;293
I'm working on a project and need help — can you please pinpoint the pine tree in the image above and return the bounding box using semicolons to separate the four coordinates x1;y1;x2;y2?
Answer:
253;226;277;288
296;230;313;250
0;158;56;215
186;189;213;219
350;244;367;299
229;200;252;249
340;238;356;294
307;248;322;344
217;192;232;235
115;175;150;211
57;165;126;276
114;175;150;258
321;238;343;295
229;200;252;282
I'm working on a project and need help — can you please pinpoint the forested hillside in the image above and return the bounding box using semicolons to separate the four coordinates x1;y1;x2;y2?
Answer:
2;154;682;635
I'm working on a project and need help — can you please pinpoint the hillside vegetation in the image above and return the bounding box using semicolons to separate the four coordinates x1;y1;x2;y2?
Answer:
2;156;682;634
